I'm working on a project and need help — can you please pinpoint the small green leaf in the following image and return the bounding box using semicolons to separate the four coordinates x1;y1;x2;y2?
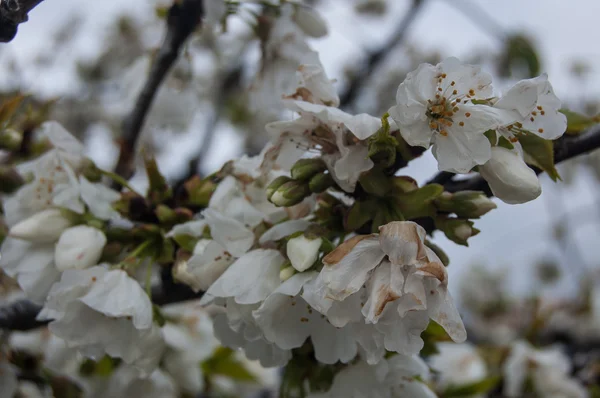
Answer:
201;347;257;382
483;130;497;146
442;376;501;397
496;136;515;150
395;184;443;219
518;131;560;181
560;108;600;135
345;200;375;231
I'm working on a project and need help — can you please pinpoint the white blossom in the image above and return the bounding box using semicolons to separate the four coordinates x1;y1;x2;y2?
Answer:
173;239;234;292
479;146;541;204
54;225;107;271
303;221;466;356
265;100;381;192
430;342;487;395
495;74;566;141
37;266;165;375
308;355;436;398
503;341;587;398
388;57;515;173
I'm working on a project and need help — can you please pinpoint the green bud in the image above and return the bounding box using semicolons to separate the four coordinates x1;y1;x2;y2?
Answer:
308;172;334;193
290;158;326;180
80;158;103;182
358;167;391;197
391;176;418;193
0;128;22;151
184;176;216;207
436;217;479;246
269;180;311;207
435;191;497;218
144;154;172;203
368;138;397;168
0;166;24;193
156;205;177;224
266;176;292;199
279;265;296;281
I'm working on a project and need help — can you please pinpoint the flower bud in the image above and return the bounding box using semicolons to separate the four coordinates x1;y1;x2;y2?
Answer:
9;209;75;242
292;4;328;38
269;180;311;207
308;172;334;193
54;225;107;271
290;158;326;181
436;218;479;246
479;147;541;204
435;191;497;218
0;128;22;151
287;235;322;272
279;265;296;282
266;176;292;199
0;166;24;193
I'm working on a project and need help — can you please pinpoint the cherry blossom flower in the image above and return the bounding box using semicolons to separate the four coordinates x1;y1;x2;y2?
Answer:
429;342;488;395
37;266;165;375
265;100;381;192
503;341;587;398
54;225;107;271
303;221;466;350
388;57;515;173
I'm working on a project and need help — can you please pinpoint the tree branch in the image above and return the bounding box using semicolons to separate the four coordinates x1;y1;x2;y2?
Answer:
0;0;44;42
441;125;600;194
112;0;204;185
339;0;426;109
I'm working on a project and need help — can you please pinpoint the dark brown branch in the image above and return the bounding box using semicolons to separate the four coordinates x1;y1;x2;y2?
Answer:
112;0;204;185
0;0;44;42
339;0;426;109
442;124;600;194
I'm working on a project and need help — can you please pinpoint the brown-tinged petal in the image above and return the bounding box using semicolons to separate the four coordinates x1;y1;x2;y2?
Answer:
378;221;427;266
423;278;466;343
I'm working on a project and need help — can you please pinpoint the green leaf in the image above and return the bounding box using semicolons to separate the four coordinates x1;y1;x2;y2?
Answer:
345;200;375;231
201;347;257;383
441;376;501;397
560;108;600;135
517;131;561;181
395;184;443;219
498;34;540;79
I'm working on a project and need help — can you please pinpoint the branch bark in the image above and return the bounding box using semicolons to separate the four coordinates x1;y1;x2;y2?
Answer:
112;0;204;185
0;0;44;42
339;0;426;109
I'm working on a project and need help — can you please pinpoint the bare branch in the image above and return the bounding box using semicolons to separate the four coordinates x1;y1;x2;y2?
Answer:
113;0;204;185
441;124;600;194
0;0;44;42
339;0;426;109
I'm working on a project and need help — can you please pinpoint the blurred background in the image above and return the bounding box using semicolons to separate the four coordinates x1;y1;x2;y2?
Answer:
1;0;600;392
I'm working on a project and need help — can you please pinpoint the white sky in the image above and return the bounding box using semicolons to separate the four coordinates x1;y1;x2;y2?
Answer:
2;0;600;297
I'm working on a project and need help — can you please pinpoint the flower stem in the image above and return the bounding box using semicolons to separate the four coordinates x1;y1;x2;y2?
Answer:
99;169;143;196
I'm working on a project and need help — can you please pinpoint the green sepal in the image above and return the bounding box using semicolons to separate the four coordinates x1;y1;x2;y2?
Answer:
517;131;561;181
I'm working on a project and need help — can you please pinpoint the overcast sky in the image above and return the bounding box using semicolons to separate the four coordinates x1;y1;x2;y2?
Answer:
3;0;600;298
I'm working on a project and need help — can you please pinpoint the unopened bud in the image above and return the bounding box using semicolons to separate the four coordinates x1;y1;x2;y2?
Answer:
266;176;292;199
279;265;296;282
10;209;76;242
287;235;322;272
436;218;479;246
54;225;106;271
291;158;326;181
0;166;24;193
80;158;102;182
269;180;310;207
184;175;217;207
0;128;22;151
435;191;497;218
308;172;334;193
292;4;328;38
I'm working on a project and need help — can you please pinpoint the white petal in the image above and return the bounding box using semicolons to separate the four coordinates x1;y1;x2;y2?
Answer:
375;310;429;355
42;121;85;156
378;221;427;266
259;219;312;244
9;208;74;242
319;235;384;300
432;128;491;173
287;235;322;272
202;249;284;304
362;261;405;323
174;240;234;292
79;176;120;220
423;278;466;342
54;225;106;271
438;57;493;99
166;219;207;238
203;209;254;257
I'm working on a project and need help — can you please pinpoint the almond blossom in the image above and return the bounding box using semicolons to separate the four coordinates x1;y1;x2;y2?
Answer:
388;57;515;173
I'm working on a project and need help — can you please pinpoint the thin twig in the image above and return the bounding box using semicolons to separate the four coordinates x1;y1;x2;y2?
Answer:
112;0;204;186
0;0;44;42
443;125;600;194
339;0;426;109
